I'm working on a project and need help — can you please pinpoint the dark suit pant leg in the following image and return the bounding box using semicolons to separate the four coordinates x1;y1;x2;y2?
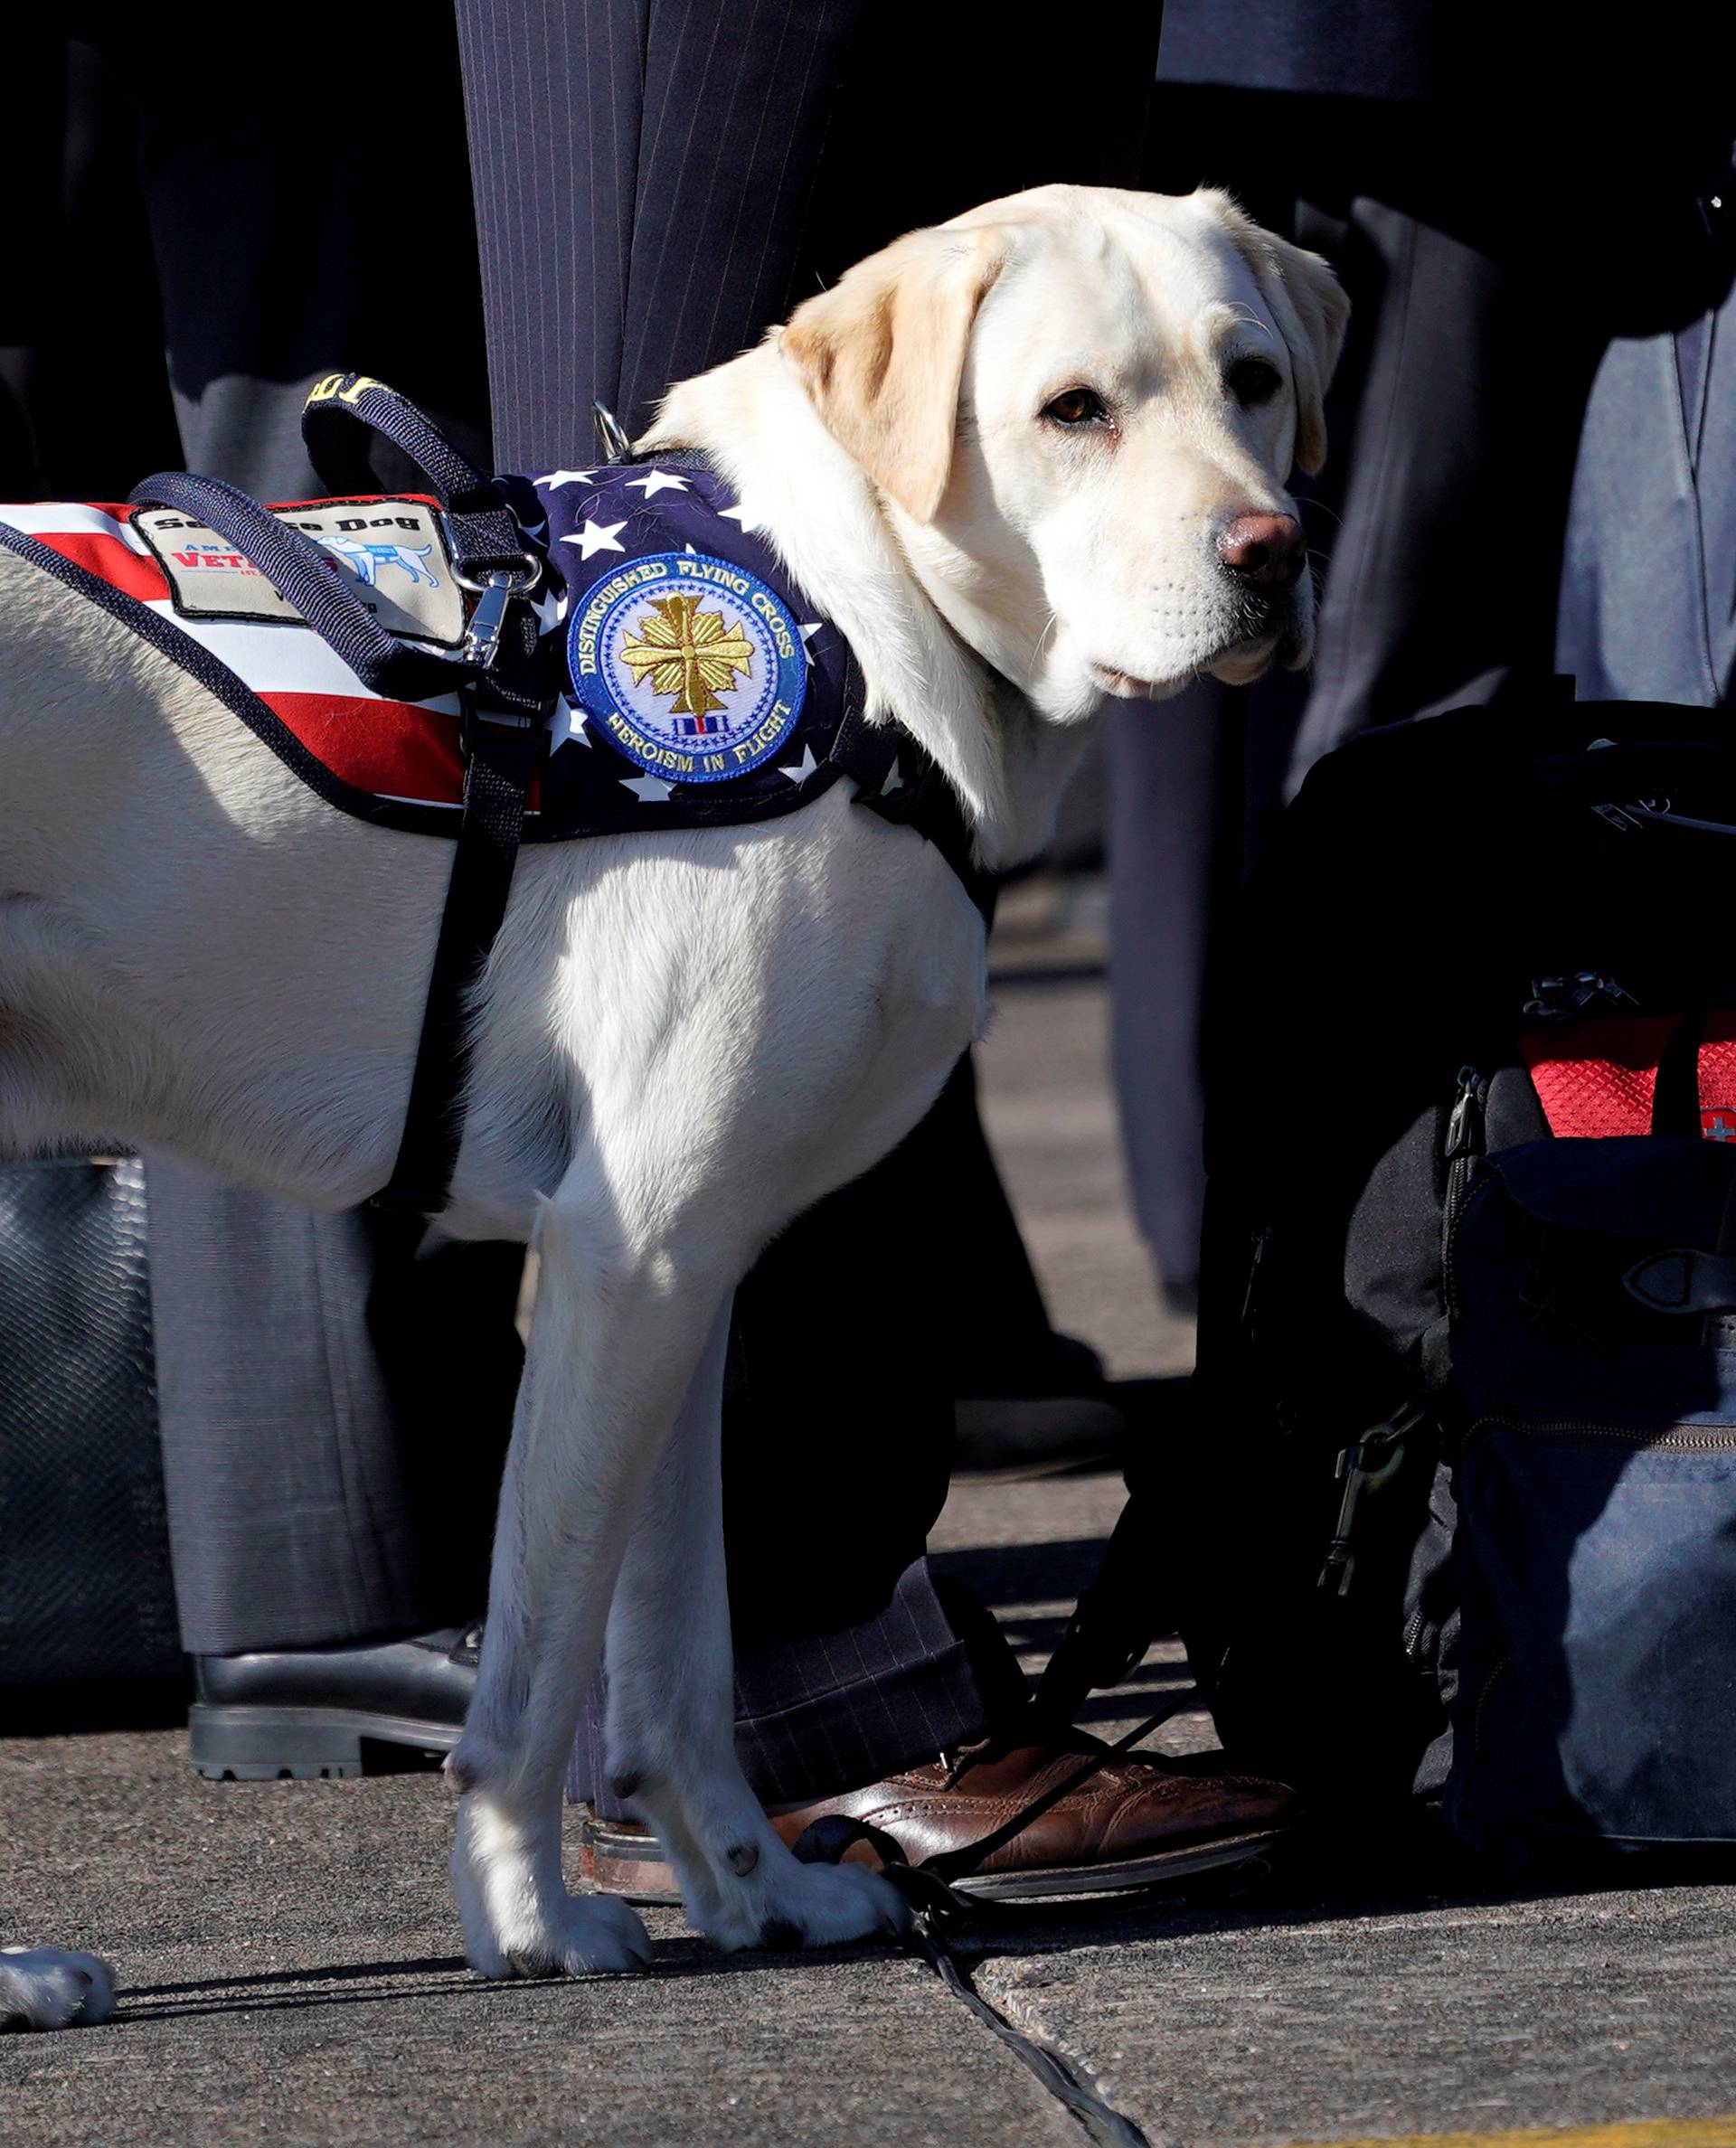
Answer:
1107;691;1223;1299
85;24;513;1668
1286;197;1606;775
147;1161;520;1656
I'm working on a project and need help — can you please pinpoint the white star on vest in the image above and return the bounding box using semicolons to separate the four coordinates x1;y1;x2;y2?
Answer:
798;621;823;645
778;745;819;786
548;696;591;751
716;501;762;533
621;773;675;803
564;519;627;561
531;584;568;636
626;469;690;498
537;470;594;490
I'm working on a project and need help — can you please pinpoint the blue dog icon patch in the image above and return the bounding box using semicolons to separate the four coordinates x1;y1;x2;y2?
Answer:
320;536;440;590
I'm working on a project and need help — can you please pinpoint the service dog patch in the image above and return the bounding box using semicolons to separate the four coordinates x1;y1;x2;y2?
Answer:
133;495;466;646
567;550;807;784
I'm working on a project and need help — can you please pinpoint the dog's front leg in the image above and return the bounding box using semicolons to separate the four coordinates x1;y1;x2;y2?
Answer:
602;1299;910;1953
447;1187;737;1979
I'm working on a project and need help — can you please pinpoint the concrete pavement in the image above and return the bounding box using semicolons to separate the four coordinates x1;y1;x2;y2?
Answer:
5;951;1736;2144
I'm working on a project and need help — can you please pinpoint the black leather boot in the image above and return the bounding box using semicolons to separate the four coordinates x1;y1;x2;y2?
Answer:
188;1623;480;1779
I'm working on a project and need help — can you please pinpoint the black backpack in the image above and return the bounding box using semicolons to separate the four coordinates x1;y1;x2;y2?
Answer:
1053;690;1736;1874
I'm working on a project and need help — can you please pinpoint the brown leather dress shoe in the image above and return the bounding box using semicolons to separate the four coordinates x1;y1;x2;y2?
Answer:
579;1736;1293;1904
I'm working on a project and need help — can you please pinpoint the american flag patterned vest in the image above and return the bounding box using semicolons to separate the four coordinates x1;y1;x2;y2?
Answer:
0;457;955;857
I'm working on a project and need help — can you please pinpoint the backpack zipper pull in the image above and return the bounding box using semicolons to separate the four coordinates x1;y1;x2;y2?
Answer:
1241;1227;1272;1331
1317;1399;1428;1596
1445;1066;1486;1161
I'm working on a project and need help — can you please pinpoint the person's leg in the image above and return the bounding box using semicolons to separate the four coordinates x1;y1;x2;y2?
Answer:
1107;687;1224;1313
1285;195;1607;779
118;15;491;498
457;0;870;459
61;25;520;1715
1555;179;1736;711
148;1170;514;1653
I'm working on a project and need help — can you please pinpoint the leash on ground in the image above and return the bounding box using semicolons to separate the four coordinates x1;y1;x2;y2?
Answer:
787;1697;1198;2148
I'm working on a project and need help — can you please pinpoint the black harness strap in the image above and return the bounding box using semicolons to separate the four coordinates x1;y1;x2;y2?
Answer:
373;688;544;1219
303;372;529;579
292;374;553;1220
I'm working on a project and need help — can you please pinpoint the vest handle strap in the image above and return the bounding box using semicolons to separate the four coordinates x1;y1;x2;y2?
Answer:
302;372;528;580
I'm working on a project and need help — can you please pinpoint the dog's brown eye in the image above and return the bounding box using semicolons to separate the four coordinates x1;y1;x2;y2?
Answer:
1227;358;1283;407
1043;388;1110;428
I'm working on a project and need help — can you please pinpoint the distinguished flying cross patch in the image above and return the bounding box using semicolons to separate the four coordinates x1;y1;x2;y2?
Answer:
568;549;807;783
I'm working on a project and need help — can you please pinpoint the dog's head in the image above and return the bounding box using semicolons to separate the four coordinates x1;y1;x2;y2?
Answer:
782;184;1348;715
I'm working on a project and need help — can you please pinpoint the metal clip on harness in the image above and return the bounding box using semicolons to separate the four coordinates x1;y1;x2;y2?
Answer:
456;556;542;674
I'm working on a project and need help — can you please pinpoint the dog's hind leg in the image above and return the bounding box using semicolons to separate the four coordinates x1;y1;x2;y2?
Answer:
447;1176;749;1979
600;1300;910;1954
0;1947;117;2030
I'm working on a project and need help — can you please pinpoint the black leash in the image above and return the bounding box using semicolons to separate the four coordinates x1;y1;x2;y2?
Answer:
375;683;544;1219
789;1691;1203;1930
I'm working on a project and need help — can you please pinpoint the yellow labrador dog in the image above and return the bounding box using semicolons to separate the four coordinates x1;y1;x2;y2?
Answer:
0;184;1344;2022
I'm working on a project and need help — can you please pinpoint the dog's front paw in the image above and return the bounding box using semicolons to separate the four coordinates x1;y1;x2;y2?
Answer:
465;1892;654;1981
451;1785;655;1979
693;1849;910;1954
0;1946;118;2030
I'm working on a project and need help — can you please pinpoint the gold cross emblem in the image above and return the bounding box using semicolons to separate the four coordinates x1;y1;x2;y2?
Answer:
619;594;754;717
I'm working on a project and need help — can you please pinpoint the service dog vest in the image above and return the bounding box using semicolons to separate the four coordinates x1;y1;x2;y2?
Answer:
0;375;976;1215
0;462;947;851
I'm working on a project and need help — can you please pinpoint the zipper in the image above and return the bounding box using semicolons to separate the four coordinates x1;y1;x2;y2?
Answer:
1473;1653;1511;1757
1240;1226;1271;1334
1469;1413;1736;1451
1442;1065;1487;1320
1523;972;1640;1023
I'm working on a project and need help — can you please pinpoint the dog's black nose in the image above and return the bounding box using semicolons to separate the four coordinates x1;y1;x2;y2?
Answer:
1217;512;1307;589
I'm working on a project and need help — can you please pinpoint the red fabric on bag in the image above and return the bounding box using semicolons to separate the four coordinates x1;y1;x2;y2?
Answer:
1699;1011;1736;1143
1522;1016;1682;1137
1524;1011;1736;1140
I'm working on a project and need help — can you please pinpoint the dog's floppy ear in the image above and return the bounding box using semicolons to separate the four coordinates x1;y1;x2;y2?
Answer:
782;223;1010;523
1212;198;1349;477
1262;233;1349;476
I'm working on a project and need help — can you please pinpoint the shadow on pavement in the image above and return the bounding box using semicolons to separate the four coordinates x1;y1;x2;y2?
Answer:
118;1934;912;2023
